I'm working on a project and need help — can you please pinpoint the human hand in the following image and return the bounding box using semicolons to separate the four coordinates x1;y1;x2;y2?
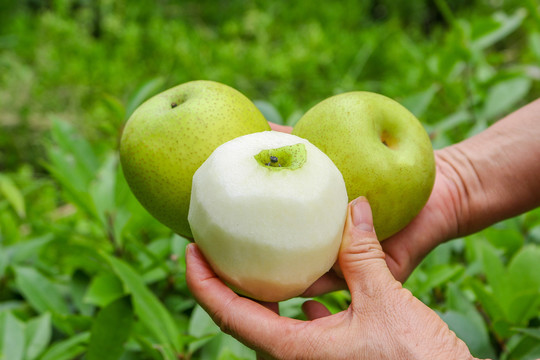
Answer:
269;121;461;285
186;197;473;360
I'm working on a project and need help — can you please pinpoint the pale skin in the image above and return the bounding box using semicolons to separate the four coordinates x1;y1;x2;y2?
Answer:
186;99;540;359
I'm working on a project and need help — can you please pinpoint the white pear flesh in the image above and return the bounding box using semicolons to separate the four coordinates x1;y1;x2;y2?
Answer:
188;131;348;302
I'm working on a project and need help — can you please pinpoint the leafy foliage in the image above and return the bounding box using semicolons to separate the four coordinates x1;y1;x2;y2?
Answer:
0;0;539;359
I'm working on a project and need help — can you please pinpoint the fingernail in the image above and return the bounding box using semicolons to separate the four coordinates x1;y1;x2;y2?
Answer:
351;196;374;232
186;243;196;256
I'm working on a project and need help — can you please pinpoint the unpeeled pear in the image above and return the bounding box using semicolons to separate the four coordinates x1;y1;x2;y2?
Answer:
293;91;435;240
120;80;270;238
188;131;348;302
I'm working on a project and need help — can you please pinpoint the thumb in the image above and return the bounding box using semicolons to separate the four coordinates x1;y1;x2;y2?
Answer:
338;197;399;300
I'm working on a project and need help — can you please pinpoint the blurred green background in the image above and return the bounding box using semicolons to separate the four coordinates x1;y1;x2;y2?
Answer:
1;1;540;359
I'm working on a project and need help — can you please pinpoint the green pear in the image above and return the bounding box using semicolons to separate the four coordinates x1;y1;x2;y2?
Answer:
120;80;271;238
292;91;435;241
188;131;348;301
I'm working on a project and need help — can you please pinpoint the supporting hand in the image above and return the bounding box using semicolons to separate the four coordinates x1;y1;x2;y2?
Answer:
186;197;474;360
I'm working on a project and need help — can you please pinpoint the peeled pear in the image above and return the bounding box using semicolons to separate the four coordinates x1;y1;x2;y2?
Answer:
188;131;348;302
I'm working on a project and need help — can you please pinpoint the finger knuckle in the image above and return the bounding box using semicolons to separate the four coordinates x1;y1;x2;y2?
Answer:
210;299;238;336
343;230;386;262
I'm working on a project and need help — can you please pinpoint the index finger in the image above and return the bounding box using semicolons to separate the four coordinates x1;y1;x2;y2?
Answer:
269;122;293;133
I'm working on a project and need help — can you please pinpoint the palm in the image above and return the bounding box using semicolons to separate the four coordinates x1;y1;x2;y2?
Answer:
302;150;459;296
382;150;459;282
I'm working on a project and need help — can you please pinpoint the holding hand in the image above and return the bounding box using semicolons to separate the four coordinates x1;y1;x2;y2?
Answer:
268;122;459;286
186;197;474;360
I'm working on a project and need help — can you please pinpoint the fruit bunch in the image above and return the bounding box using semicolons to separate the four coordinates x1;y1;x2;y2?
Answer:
120;80;435;301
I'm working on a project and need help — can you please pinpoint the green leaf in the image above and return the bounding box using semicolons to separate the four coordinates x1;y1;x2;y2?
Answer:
446;283;476;315
507;245;540;292
343;39;376;84
478;241;510;309
253;100;283;125
0;301;25;313
0;175;26;218
38;332;90;360
100;93;126;125
399;84;440;119
482;77;532;120
0;249;9;279
89;154;119;228
466;118;489;138
44;146;87;192
279;297;308;319
187;305;220;354
421;241;456;268
472;9;527;50
125;77;165;119
440;310;495;359
187;304;256;359
507;291;540;325
153;344;179;360
54;314;93;335
13;266;70;315
505;332;540;360
0;311;25;360
43;120;104;222
50;119;100;183
67;271;93;318
503;246;540;324
113;165;163;236
445;284;496;360
7;234;54;264
529;31;540;60
42;155;100;222
514;327;540;341
111;209;131;250
285;109;303;127
468;278;504;321
133;334;173;360
84;273;125;308
431;109;471;134
315;291;350;315
492;318;514;339
189;305;220;338
444;285;496;359
521;345;540;360
104;254;181;353
483;227;524;259
416;264;464;296
0;211;20;244
199;332;255;360
24;312;52;360
87;296;133;360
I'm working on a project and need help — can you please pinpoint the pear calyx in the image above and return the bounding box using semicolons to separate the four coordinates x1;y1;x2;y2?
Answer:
254;143;307;171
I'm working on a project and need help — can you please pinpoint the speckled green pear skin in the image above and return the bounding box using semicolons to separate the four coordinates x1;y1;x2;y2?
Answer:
120;80;271;238
292;91;435;241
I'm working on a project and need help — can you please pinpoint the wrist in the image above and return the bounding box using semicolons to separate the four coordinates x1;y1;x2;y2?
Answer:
435;146;483;239
437;99;540;239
